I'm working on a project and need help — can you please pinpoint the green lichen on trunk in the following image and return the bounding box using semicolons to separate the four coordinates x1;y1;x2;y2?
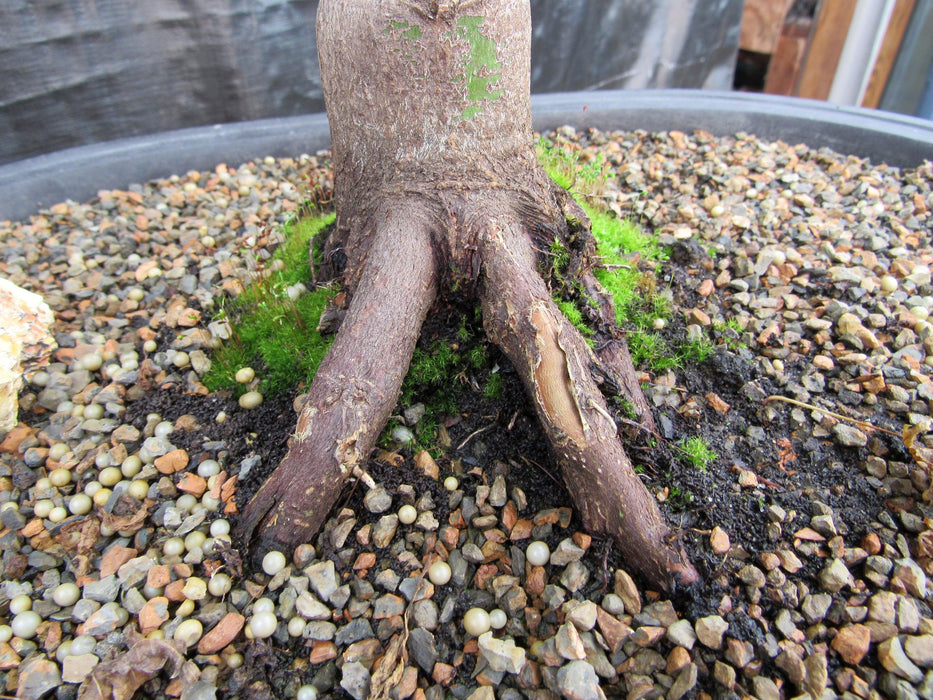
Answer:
454;16;504;119
386;19;422;40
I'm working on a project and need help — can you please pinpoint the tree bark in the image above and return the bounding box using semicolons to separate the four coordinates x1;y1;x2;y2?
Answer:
239;0;698;591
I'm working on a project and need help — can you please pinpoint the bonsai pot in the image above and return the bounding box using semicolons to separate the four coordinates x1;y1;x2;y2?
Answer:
1;89;932;223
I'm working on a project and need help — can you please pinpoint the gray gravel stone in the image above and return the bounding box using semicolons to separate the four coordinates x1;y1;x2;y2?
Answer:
82;575;120;603
556;660;603;700
334;619;373;647
306;560;339;602
340;662;371;700
407;628;438;673
363;486;392;514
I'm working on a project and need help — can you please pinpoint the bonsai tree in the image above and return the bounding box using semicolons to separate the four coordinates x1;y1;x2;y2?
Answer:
239;0;698;591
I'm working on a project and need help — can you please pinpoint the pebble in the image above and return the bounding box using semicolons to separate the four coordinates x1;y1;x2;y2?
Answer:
820;558;854;592
198;612;245;654
407;628;438;673
880;637;925;683
694;615;728;649
477;631;526;673
340;661;371;700
16;655;61;700
556;660;603;700
555;622;587;660
363;485;392;513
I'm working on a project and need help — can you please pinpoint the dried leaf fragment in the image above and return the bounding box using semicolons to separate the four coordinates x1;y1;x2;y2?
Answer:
78;638;190;700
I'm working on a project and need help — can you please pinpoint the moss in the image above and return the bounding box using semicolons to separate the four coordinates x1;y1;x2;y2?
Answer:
536;137;613;200
677;435;718;472
538;136;722;373
203;212;337;397
484;372;503;400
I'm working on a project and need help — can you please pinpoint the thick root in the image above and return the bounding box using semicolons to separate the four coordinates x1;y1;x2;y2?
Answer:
479;217;698;591
238;202;438;558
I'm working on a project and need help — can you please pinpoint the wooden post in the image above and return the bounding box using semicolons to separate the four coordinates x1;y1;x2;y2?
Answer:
796;0;858;100
861;0;917;108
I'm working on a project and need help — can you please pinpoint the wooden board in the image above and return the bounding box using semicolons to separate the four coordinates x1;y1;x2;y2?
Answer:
796;0;858;100
740;0;796;54
861;0;917;108
765;19;812;96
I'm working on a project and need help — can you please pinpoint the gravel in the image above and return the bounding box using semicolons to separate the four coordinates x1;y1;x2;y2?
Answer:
0;130;931;699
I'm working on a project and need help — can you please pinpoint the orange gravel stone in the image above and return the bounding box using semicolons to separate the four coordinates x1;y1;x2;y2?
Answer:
138;596;170;634
164;579;186;602
176;472;207;497
147;565;172;589
198;612;246;654
831;624;871;665
21;519;45;538
432;662;457;686
0;424;32;454
154;448;189;474
99;545;138;578
309;641;338;664
572;532;592;551
710;526;730;554
509;519;534;541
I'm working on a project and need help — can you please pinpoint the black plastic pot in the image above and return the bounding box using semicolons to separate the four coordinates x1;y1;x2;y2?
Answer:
2;90;932;223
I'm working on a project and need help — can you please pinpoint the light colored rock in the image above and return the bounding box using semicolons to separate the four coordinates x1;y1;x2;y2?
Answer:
819;558;854;593
898;597;921;633
566;601;598;632
306;560;339;602
832;423;868;447
666;619;697;650
904;635;933;669
465;687;495;700
61;653;100;684
668;663;698;700
753;676;781;700
556;660;604;700
0;277;56;436
895;559;927;599
477;631;526;674
340;661;371;700
550;538;585;566
16;655;61;700
879;636;924;683
695;615;728;649
555;622;587;660
803;650;828;699
296;591;331;621
614;569;641;614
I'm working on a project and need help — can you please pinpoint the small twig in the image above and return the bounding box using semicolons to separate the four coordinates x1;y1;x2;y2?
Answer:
521;455;564;489
457;423;495;450
507;410;519;431
764;395;902;438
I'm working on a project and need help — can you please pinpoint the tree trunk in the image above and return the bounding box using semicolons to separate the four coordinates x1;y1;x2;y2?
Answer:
238;0;698;591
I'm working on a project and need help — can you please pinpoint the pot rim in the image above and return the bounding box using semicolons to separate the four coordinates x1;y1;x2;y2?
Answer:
1;89;931;222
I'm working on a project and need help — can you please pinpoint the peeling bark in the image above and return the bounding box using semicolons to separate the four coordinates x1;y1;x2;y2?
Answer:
239;0;698;591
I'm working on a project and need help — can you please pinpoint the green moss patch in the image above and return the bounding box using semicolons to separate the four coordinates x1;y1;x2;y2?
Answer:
203;213;337;397
537;135;715;372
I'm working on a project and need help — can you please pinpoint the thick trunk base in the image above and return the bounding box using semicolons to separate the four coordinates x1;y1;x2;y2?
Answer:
238;0;698;592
